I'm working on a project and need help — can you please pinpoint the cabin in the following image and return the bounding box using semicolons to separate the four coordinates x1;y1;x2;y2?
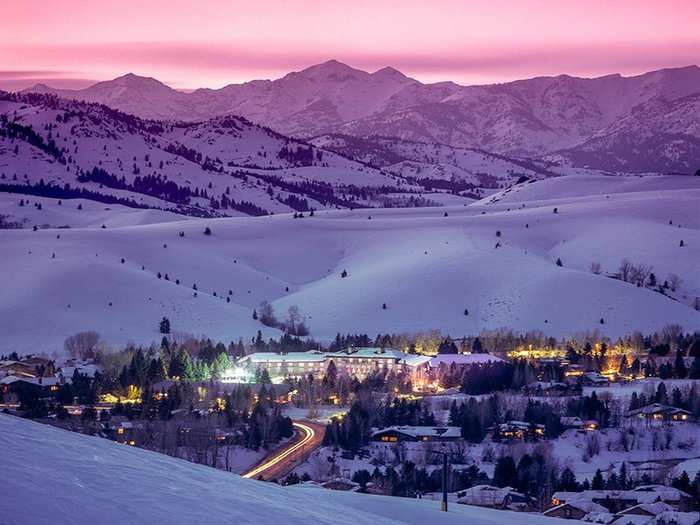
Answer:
625;404;693;424
371;426;461;443
545;500;608;520
523;381;572;397
494;421;545;441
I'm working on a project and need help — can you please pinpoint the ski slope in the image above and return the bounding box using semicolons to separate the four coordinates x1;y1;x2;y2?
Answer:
0;414;582;525
1;175;698;354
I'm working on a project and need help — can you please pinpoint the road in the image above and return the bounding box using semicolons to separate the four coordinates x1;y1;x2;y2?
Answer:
242;420;325;481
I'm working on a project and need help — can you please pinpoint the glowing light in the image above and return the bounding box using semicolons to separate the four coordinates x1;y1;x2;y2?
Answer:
220;367;252;384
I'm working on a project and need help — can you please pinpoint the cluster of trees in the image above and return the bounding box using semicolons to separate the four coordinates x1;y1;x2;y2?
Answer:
0;117;65;162
323;397;433;451
0;181;148;209
254;302;310;336
629;381;700;415
277;144;320;166
616;258;682;294
78;168;193;204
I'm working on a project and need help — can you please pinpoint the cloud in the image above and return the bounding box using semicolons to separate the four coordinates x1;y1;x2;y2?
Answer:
2;39;699;88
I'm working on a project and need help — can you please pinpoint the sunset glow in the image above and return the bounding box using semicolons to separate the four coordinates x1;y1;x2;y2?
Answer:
1;0;698;90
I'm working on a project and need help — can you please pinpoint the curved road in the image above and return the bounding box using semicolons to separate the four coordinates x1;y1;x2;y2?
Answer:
242;420;325;481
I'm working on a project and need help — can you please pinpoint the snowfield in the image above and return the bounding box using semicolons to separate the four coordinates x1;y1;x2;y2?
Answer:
0;414;584;525
1;175;699;354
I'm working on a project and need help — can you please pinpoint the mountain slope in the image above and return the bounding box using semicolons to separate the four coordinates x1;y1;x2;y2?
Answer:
25;63;700;173
0;93;422;219
1;175;698;354
0;414;583;525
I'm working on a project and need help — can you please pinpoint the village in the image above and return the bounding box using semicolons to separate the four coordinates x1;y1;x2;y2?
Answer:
1;328;699;525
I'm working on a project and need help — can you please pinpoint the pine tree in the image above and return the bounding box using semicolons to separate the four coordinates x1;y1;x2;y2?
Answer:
591;469;604;490
674;349;688;378
159;316;171;334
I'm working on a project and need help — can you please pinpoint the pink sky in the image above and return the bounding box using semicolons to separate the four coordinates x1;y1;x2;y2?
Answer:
1;0;698;90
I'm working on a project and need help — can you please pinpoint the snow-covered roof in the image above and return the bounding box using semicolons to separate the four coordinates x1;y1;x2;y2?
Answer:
59;364;100;378
611;515;653;525
560;416;584;427
457;485;526;506
620;503;674;516
546;500;608;515
553;486;691;506
239;351;327;364
429;354;503;368
372;426;461;439
0;375;59;386
327;347;408;360
583;512;617;524
671;458;700;480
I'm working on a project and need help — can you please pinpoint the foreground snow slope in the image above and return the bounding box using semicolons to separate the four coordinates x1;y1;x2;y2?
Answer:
1;175;698;354
0;414;581;525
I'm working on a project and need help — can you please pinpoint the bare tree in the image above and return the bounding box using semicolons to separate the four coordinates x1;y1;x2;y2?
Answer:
64;331;101;360
619;259;633;282
629;264;652;287
285;305;302;334
668;273;682;292
590;262;602;275
258;300;277;327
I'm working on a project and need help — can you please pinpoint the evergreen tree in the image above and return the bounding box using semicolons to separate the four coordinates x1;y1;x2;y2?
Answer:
674;349;688;378
159;316;171;334
493;456;517;487
591;469;605;490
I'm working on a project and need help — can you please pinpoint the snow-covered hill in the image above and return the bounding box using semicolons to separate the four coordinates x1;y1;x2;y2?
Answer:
0;414;582;525
26;62;700;173
0;93;430;218
310;134;574;196
1;175;698;354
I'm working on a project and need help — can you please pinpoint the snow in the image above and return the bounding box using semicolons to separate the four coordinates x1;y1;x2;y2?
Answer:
1;174;699;354
429;354;504;367
0;414;585;525
0;193;190;229
671;458;700;480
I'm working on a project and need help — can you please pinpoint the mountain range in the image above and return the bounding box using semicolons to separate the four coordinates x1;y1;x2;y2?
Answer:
25;61;700;173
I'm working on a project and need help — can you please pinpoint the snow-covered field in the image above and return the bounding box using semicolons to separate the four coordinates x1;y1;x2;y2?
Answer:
0;193;191;228
1;174;698;354
0;414;584;525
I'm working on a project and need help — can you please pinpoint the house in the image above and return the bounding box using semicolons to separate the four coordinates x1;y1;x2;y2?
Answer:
625;404;693;424
582;372;610;387
524;381;572;397
559;416;599;431
552;486;693;514
0;361;36;379
58;362;100;382
20;356;56;377
371;426;461;443
151;380;176;400
0;376;59;403
560;416;584;430
457;485;531;511
545;500;609;520
564;364;586;378
494;420;545;441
